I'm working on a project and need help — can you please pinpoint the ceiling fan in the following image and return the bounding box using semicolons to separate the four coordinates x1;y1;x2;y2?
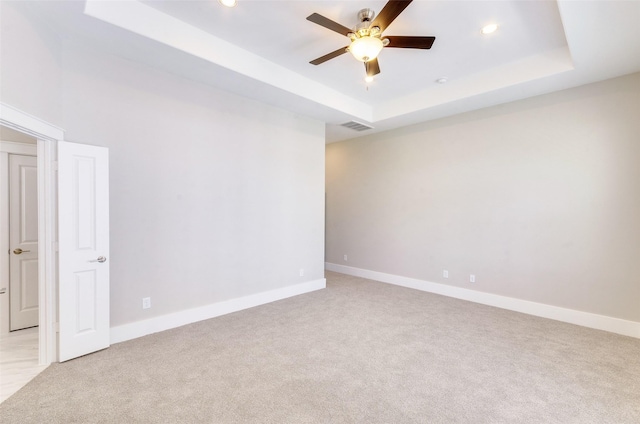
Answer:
306;0;436;78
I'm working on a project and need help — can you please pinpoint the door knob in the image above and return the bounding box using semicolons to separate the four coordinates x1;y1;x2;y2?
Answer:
13;248;30;255
89;256;107;263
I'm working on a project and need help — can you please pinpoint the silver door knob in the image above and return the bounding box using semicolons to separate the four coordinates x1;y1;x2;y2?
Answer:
90;256;107;263
13;248;31;255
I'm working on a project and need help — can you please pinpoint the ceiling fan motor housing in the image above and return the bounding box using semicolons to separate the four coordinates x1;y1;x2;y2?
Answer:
357;8;375;24
352;8;382;41
355;9;379;33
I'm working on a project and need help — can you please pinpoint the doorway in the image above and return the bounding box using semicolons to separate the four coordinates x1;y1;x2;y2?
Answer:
0;127;45;402
1;103;112;371
0;102;61;367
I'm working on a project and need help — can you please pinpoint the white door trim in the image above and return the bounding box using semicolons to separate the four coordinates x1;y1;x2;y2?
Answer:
0;104;64;141
0;102;62;365
0;141;37;155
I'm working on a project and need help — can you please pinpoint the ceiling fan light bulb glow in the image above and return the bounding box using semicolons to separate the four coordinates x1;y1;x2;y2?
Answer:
365;76;374;83
218;0;237;7
349;36;384;62
481;24;498;34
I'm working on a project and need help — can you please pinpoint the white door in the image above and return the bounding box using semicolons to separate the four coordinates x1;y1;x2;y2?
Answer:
58;141;110;362
9;154;39;331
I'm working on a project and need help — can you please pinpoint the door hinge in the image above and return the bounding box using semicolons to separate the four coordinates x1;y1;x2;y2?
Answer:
52;160;58;171
55;322;60;333
53;241;59;252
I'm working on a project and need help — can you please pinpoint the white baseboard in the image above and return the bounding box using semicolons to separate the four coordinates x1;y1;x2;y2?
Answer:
326;263;640;339
111;278;326;344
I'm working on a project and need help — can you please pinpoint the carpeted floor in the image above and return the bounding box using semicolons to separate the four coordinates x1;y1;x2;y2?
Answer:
1;271;639;423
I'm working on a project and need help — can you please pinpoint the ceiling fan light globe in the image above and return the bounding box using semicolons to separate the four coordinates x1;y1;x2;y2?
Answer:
349;36;384;62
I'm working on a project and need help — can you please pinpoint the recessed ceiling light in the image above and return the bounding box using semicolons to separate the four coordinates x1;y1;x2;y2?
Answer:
436;77;448;84
365;76;374;83
481;24;498;35
218;0;237;7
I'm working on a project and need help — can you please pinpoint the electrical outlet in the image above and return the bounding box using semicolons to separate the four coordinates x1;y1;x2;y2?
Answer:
142;297;151;309
470;274;476;283
344;254;348;261
443;270;449;278
299;268;304;277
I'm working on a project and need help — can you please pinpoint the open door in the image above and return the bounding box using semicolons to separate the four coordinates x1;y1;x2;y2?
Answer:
58;141;110;362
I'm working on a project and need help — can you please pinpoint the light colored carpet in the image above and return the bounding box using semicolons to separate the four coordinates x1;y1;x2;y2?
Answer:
1;271;639;423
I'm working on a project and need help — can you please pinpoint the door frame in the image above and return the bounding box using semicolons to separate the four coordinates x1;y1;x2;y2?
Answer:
1;102;62;365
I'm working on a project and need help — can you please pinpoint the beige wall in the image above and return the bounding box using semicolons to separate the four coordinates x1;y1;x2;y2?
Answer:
60;43;326;326
326;72;640;322
2;3;326;328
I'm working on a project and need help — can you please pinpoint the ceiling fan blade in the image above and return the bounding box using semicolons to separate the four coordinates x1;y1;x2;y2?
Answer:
385;36;436;49
310;46;349;65
370;0;413;33
365;59;381;77
306;13;352;37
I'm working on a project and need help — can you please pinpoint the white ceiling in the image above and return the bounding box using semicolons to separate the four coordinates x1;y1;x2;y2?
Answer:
19;1;640;143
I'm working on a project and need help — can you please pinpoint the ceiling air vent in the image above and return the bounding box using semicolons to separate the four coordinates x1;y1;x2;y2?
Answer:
341;121;374;132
